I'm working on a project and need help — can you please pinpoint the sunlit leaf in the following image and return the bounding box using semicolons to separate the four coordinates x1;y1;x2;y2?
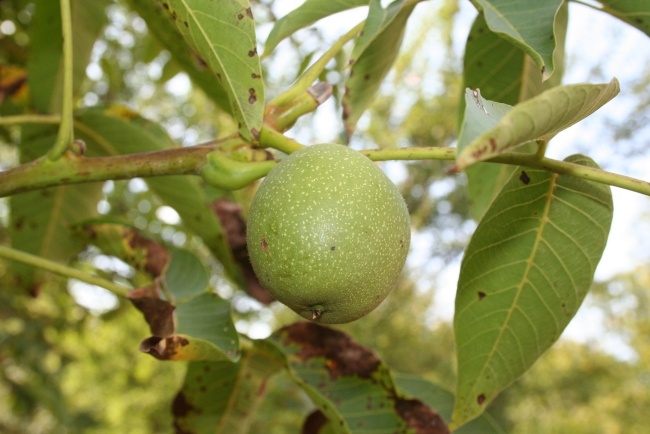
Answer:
455;79;620;171
395;373;506;434
126;0;231;112
156;0;264;141
269;322;449;433
342;1;417;136
263;0;370;55
350;0;413;60
172;340;284;433
470;0;564;80
598;0;650;37
451;155;613;428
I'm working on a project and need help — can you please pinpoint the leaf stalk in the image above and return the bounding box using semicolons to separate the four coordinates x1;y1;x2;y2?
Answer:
48;0;75;161
269;21;365;107
1;144;649;197
0;246;130;297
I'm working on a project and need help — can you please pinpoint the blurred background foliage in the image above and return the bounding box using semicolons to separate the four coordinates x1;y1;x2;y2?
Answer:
0;0;649;432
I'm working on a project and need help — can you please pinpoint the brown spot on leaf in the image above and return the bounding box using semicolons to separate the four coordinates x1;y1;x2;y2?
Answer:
478;291;486;300
519;170;530;185
248;88;257;104
342;100;351;121
172;392;196;419
301;410;328;434
477;393;486;405
364;74;370;81
245;7;253;19
489;137;497;152
279;322;380;379
127;230;170;276
261;237;268;253
395;398;449;434
140;335;190;360
541;66;546;76
471;145;488;159
251;73;261;79
248;47;257;57
128;281;176;336
237;13;244;20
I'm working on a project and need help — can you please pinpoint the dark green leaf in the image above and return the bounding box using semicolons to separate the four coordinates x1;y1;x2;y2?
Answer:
156;0;264;140
263;0;370;55
350;0;413;60
126;0;231;112
461;4;567;220
462;3;567;106
470;0;564;80
451;155;613;428
27;0;109;112
172;340;284;433
598;0;650;37
342;1;417;136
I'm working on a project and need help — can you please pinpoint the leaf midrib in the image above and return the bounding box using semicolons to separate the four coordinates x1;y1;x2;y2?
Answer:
468;172;557;398
177;0;244;125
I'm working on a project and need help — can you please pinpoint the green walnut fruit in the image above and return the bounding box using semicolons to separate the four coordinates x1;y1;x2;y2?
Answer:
246;143;411;324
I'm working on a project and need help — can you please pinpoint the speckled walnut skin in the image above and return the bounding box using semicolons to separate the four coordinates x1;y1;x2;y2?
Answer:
247;144;411;324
